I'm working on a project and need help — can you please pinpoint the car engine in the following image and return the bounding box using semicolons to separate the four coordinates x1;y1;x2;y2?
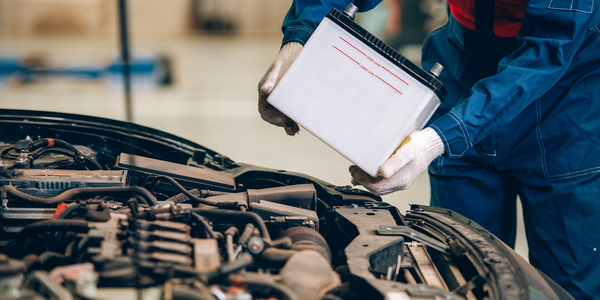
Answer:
0;109;573;300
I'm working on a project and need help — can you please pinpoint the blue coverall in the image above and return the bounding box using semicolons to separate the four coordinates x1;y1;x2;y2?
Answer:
281;0;600;299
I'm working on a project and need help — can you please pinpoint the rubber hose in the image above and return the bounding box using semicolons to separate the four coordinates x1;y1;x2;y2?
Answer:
127;198;139;217
150;176;238;207
166;189;229;204
190;208;270;242
2;185;157;206
166;189;204;204
225;227;239;238
191;212;216;238
206;253;254;283
237;223;255;245
135;195;148;205
20;220;92;237
261;248;296;263
268;237;293;249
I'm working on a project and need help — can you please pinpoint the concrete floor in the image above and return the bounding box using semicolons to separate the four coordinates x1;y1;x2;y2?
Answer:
0;34;528;260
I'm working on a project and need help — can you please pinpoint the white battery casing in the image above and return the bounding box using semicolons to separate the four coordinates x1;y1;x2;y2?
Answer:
268;12;444;177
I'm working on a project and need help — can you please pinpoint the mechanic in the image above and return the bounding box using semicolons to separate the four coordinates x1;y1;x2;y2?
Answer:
257;0;600;299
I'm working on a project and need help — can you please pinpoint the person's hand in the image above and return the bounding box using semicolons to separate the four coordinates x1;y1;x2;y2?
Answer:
258;42;303;136
350;128;445;195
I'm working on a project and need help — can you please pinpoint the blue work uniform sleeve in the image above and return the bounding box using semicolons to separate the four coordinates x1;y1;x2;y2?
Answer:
281;0;382;46
429;0;599;157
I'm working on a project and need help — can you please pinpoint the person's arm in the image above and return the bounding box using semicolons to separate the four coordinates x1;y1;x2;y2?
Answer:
430;0;599;157
351;1;599;194
259;0;382;135
281;0;382;46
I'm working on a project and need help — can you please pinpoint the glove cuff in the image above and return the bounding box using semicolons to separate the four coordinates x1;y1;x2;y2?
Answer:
422;127;445;160
259;42;303;96
278;42;303;61
257;42;304;136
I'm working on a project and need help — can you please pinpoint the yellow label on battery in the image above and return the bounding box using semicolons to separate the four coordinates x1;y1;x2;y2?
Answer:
397;137;411;151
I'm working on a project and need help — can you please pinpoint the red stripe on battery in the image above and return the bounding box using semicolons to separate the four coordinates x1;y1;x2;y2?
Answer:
333;46;360;66
339;37;366;57
375;75;402;95
381;66;409;86
46;138;55;147
334;45;402;95
339;36;409;86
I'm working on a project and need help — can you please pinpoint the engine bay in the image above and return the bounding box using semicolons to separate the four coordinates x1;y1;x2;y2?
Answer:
0;109;572;300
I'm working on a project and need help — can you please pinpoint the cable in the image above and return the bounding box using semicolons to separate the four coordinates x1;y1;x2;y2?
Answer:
190;208;270;242
20;219;92;238
166;189;204;204
135;195;148;205
191;212;215;238
166;189;229;204
225;227;239;263
31;147;103;170
237;223;255;245
1;185;157;206
149;175;239;208
25;138;79;153
23;138;102;170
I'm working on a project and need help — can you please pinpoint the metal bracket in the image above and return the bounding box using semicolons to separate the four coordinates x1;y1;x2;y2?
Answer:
377;225;451;255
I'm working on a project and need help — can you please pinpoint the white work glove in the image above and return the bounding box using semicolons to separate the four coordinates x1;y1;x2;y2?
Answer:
350;127;445;195
258;42;304;136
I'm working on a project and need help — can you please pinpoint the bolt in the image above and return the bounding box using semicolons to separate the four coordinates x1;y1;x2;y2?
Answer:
429;63;444;77
342;3;358;18
77;182;85;187
22;182;30;188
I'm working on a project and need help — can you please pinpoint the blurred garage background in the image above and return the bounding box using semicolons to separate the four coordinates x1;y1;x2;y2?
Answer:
0;0;527;258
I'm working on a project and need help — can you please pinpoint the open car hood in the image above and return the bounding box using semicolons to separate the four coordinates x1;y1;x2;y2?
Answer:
0;109;573;300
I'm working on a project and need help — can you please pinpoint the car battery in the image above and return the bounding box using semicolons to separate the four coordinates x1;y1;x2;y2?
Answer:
268;4;447;176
